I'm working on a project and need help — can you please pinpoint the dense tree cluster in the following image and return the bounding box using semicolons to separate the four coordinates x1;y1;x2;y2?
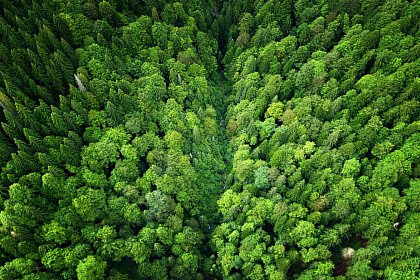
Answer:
215;0;420;278
0;0;419;279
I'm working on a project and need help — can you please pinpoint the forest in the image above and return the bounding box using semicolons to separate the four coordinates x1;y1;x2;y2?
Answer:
0;0;419;279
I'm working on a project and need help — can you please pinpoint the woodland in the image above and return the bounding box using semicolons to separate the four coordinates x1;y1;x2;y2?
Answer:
0;0;419;279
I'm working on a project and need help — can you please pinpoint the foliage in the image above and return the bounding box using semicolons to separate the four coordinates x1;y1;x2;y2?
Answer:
0;0;419;279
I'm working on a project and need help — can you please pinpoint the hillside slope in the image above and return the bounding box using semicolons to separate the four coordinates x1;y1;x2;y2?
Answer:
213;0;420;278
0;0;419;279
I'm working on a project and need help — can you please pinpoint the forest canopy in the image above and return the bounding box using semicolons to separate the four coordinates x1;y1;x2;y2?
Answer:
0;0;419;279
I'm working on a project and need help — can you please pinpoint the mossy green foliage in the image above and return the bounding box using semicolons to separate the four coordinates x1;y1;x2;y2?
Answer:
0;0;419;279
